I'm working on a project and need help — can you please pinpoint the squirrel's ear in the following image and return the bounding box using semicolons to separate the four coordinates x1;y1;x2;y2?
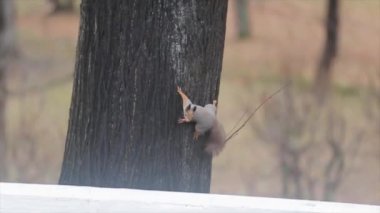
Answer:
193;106;197;112
186;104;191;111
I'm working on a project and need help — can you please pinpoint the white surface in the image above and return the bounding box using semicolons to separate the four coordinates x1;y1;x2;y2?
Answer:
0;182;379;213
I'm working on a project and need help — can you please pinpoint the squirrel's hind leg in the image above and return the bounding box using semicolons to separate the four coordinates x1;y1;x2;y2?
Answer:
193;131;200;141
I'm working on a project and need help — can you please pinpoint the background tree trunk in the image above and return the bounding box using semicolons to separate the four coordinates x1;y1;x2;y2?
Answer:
0;64;6;180
235;0;251;39
59;0;228;193
314;0;339;103
0;0;14;181
49;0;75;14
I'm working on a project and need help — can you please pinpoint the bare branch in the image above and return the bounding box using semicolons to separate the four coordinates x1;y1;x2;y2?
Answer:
224;83;290;143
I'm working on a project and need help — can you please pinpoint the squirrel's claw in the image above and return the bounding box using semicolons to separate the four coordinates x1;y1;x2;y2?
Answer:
177;86;182;93
193;131;200;141
178;117;188;124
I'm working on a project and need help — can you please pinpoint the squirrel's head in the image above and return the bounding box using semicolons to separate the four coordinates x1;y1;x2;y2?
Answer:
184;104;197;121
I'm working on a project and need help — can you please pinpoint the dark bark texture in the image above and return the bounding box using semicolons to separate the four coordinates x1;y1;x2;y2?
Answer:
59;0;228;193
0;0;14;181
314;0;339;102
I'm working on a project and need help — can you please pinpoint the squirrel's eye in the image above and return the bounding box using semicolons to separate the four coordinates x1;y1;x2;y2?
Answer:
193;106;197;112
186;104;191;111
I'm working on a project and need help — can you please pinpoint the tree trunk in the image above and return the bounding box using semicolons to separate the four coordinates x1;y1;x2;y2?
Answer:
314;0;339;103
59;0;228;193
235;0;251;39
49;0;75;13
0;64;6;180
0;0;14;181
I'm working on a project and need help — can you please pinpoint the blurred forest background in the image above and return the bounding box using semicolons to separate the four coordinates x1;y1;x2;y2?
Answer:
0;0;379;205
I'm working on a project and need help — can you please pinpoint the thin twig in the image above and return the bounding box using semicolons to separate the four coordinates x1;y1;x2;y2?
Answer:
224;83;290;143
226;108;249;136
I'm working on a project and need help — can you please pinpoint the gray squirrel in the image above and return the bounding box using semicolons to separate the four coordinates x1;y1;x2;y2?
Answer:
176;84;288;156
177;86;226;156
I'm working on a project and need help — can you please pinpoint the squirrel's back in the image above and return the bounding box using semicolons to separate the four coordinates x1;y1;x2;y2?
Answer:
193;105;216;134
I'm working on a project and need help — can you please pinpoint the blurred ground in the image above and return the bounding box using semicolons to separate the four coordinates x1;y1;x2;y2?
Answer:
5;0;380;205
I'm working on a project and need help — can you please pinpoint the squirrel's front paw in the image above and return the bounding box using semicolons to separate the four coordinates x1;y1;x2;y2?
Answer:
177;86;182;93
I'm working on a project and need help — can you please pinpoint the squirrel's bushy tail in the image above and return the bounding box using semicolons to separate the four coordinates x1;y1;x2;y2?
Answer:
205;120;226;156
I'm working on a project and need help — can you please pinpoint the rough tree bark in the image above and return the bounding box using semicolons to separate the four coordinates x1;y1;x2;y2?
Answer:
0;0;14;181
314;0;339;103
59;0;228;193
